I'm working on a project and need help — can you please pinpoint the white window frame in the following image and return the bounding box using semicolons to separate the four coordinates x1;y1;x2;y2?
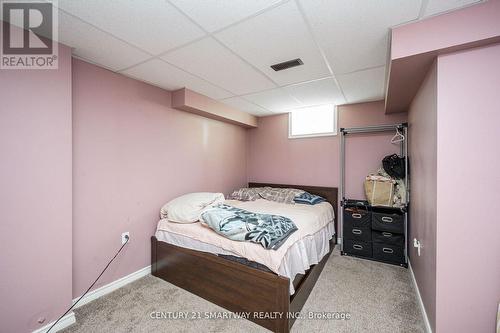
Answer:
288;105;338;139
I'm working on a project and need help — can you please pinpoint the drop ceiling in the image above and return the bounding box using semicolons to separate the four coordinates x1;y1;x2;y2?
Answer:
54;0;483;116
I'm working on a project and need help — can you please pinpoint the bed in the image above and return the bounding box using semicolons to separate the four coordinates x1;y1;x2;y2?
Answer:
151;183;338;333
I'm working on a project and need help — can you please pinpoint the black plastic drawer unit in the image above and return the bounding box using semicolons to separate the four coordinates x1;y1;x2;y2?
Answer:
371;230;404;246
371;210;404;233
342;201;407;267
344;224;371;242
343;206;371;228
344;240;372;258
372;243;405;264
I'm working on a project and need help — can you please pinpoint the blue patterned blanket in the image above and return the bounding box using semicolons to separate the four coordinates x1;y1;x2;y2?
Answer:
200;204;298;250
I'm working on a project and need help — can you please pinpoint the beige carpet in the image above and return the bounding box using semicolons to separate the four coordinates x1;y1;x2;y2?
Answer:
62;249;425;333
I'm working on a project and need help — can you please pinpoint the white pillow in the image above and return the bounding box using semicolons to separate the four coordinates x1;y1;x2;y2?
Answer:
160;192;225;223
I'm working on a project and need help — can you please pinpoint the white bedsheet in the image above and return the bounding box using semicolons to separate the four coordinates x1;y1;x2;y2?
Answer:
155;199;335;294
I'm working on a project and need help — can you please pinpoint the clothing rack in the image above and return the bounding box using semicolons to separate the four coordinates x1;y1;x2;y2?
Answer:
339;123;409;266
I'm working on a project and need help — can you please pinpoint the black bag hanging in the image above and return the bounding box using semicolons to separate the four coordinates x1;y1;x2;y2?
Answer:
382;154;406;179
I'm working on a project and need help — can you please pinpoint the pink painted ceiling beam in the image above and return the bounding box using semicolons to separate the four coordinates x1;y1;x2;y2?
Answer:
171;88;257;128
385;0;500;113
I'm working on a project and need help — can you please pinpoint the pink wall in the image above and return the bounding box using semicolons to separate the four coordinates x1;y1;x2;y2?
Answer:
386;0;500;114
0;45;73;332
391;0;500;59
339;102;408;199
247;101;407;200
435;44;500;333
72;59;248;297
408;61;438;331
172;88;257;128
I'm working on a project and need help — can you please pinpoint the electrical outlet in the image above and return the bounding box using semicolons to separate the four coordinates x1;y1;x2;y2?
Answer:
121;232;130;245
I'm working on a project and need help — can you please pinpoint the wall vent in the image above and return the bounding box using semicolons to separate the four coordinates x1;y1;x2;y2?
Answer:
270;58;303;71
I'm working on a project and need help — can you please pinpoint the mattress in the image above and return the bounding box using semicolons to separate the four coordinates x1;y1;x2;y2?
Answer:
155;199;335;294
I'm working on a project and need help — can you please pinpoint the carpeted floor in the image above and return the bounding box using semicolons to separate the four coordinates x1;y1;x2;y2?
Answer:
61;248;425;333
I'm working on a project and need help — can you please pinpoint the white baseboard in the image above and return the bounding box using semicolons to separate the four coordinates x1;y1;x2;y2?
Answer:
32;312;75;333
409;261;432;333
72;265;151;309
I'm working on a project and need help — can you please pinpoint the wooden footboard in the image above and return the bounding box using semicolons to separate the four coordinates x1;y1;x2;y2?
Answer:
151;236;334;333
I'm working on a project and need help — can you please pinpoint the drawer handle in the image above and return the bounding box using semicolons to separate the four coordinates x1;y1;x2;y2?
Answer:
352;229;362;235
353;244;363;250
382;232;393;237
381;216;393;223
382;248;394;254
352;213;362;219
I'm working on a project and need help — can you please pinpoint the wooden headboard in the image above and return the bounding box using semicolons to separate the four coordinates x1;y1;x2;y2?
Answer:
248;182;339;239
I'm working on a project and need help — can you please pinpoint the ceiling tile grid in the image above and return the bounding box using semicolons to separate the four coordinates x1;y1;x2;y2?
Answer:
215;0;331;86
168;0;283;33
298;0;422;75
243;88;304;113
58;12;151;71
422;0;483;17
285;77;346;106
57;0;205;55
161;37;277;95
221;97;271;116
52;0;486;116
121;59;233;100
336;66;387;103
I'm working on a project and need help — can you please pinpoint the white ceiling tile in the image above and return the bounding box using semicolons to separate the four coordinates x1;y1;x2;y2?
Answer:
299;0;421;74
216;1;330;86
243;88;303;113
57;0;205;55
121;59;233;100
169;0;281;32
423;0;482;17
285;78;346;106
59;13;150;71
221;97;272;116
162;37;276;95
337;66;386;103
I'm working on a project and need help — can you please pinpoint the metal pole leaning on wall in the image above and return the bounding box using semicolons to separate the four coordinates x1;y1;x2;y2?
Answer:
404;125;409;265
339;129;345;251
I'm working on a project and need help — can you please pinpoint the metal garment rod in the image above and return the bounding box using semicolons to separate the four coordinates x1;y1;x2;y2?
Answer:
340;123;407;134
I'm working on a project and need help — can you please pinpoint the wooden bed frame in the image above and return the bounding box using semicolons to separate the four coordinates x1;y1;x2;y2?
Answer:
151;183;338;333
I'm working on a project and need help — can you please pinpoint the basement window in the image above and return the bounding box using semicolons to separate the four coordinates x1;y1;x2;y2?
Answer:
288;104;337;138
